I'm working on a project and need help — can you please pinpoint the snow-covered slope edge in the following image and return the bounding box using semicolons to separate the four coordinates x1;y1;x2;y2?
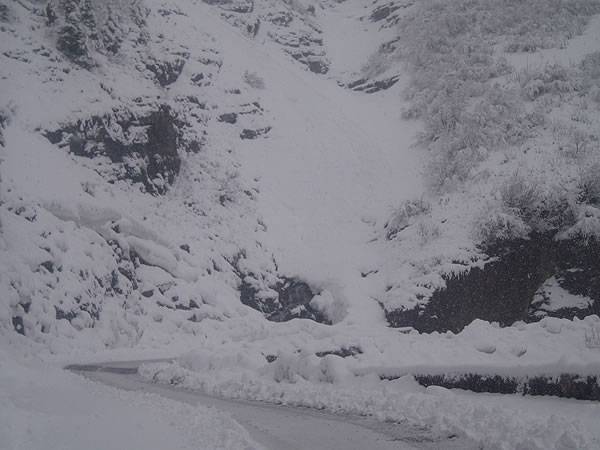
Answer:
343;0;600;331
0;0;292;353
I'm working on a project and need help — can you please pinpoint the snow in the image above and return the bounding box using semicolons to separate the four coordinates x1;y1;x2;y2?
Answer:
0;349;262;450
78;364;478;450
2;0;600;449
184;0;424;328
141;351;600;450
136;315;600;448
533;276;593;313
506;15;600;70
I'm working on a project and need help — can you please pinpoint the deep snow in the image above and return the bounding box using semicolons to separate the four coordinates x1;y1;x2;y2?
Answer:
2;0;600;449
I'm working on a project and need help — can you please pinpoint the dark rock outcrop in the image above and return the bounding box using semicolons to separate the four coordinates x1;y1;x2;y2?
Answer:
366;1;412;28
218;112;238;124
315;346;362;358
240;126;271;139
56;23;92;68
348;75;401;93
268;12;293;27
370;4;400;22
240;276;331;324
44;105;180;194
12;316;25;335
0;108;8;146
399;372;600;401
146;57;187;87
289;50;329;74
49;0;148;69
386;234;600;333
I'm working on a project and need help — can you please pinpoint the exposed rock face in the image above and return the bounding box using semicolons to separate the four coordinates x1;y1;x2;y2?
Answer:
44;105;180;195
366;370;600;401
200;0;330;74
240;276;331;324
408;372;600;401
48;0;149;69
240;126;271;139
315;346;362;358
218;112;238;124
370;4;401;22
0;108;8;146
365;0;413;28
145;57;187;87
386;234;600;333
347;75;401;93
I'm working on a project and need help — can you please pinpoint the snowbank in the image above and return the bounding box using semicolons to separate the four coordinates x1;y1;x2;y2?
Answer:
139;316;600;449
0;349;262;450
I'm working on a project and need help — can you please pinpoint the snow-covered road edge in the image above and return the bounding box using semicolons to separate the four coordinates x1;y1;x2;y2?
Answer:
139;357;600;450
0;351;263;450
67;360;478;450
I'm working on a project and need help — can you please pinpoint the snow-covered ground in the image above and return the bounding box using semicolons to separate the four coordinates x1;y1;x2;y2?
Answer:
141;354;600;450
2;0;600;448
70;361;478;450
0;349;262;450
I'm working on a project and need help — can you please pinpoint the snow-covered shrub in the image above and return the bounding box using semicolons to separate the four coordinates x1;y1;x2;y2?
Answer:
472;176;576;246
498;175;578;235
580;51;600;80
551;121;596;159
501;175;541;220
395;0;600;192
385;199;430;240
560;204;600;242
585;324;600;349
473;207;531;248
243;70;265;89
578;162;600;205
519;64;576;101
579;52;600;101
425;139;484;193
415;219;441;246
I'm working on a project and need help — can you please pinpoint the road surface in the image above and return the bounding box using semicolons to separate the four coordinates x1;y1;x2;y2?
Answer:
68;361;477;450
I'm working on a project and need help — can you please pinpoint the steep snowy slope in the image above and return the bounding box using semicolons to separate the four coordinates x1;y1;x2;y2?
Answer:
3;0;600;448
1;0;281;352
207;11;423;327
0;0;426;348
335;0;600;332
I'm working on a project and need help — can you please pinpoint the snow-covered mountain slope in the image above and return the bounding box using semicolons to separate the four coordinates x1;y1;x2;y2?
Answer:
3;0;600;448
1;0;599;360
343;0;600;331
1;0;278;352
0;0;426;351
1;0;600;367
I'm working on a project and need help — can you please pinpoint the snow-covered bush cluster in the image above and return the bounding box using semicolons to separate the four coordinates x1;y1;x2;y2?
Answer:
396;0;600;192
378;0;600;312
